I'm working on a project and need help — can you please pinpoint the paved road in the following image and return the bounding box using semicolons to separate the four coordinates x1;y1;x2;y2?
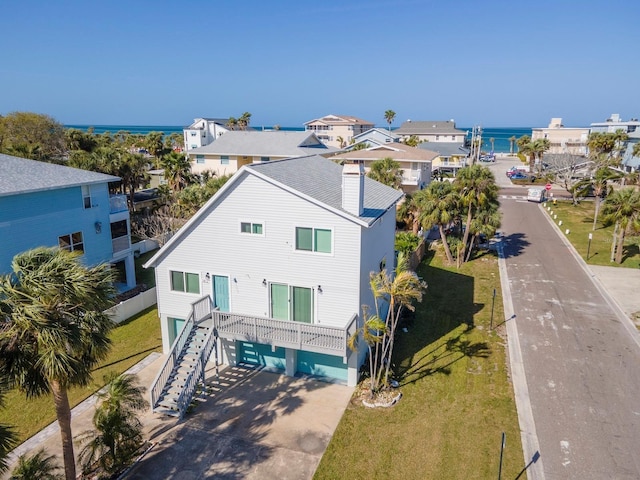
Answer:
498;194;640;479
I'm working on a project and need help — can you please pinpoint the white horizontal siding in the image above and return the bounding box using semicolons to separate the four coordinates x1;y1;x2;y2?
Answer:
154;172;398;355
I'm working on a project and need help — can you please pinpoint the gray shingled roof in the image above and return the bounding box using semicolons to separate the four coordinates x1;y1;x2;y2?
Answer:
418;142;469;157
394;120;466;135
0;154;120;197
188;131;335;157
247;155;403;225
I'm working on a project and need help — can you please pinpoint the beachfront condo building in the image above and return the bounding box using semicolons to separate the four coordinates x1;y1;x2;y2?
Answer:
532;118;589;156
304;114;375;149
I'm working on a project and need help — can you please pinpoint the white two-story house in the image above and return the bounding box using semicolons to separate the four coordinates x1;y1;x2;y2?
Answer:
144;155;402;415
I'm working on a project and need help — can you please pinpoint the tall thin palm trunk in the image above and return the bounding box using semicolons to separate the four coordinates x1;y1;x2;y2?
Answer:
438;225;454;264
52;380;75;480
610;222;619;262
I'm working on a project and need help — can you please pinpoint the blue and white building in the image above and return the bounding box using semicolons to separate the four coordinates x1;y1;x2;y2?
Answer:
0;154;136;289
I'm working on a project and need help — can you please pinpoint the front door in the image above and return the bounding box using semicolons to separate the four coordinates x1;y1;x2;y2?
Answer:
212;275;230;312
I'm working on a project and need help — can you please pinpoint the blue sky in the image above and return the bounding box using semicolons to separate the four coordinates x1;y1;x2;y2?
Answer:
1;0;638;128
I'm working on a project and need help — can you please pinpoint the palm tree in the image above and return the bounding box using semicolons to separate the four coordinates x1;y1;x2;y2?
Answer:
367;157;403;189
10;449;62;479
336;136;346;149
531;138;550;172
347;307;387;398
78;373;148;477
348;253;425;396
601;188;640;263
489;137;495;154
226;117;238;131
238;112;252;130
0;379;16;474
396;193;421;234
509;135;516;155
454;165;499;262
465;203;501;262
573;167;622;230
0;248;115;480
162;151;192;192
119;152;149;208
384;110;396;132
414;181;460;264
372;253;426;387
404;135;420;147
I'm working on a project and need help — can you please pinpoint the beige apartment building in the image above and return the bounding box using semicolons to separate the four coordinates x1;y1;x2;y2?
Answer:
304;114;375;149
531;118;589;155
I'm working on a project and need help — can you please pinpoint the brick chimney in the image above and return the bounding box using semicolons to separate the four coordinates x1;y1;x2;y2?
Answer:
342;162;364;216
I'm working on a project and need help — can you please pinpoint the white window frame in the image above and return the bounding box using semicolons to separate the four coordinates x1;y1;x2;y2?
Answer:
294;226;333;255
239;220;265;236
169;270;200;295
81;185;92;209
59;231;84;253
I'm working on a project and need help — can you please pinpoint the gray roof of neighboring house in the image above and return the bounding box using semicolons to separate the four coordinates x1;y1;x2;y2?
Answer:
0;154;120;197
418;142;469;157
188;131;336;157
144;156;403;268
351;127;398;142
394;120;466;135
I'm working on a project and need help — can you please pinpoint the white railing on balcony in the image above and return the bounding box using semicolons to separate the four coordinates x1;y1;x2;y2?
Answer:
109;194;128;213
402;172;421;185
211;310;358;358
112;235;130;253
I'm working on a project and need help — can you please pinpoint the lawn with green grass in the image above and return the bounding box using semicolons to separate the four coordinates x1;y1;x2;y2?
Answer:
315;250;524;480
545;200;640;268
0;307;162;444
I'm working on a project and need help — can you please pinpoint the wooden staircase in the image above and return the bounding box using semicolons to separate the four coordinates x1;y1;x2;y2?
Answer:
150;296;217;418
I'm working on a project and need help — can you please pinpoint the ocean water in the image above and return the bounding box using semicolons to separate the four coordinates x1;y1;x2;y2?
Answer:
459;127;533;153
65;124;533;153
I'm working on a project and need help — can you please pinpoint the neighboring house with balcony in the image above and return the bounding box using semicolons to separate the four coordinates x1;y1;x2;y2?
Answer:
187;130;335;176
144;155;403;415
531;118;589;155
393;120;466;143
183;118;231;152
0;154;136;290
304;114;375;149
330;143;437;193
419;142;469;178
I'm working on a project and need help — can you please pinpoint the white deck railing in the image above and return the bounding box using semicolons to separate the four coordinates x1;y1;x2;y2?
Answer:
211;310;357;358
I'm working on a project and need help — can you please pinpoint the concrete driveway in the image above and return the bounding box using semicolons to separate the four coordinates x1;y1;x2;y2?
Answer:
127;364;353;479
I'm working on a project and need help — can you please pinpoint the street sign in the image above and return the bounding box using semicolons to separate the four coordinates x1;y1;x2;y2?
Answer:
545;183;552;191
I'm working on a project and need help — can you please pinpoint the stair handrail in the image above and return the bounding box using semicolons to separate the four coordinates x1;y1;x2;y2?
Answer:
175;313;217;418
150;295;214;409
150;311;195;408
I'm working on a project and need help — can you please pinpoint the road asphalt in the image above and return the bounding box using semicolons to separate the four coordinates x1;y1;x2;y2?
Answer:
493;153;640;480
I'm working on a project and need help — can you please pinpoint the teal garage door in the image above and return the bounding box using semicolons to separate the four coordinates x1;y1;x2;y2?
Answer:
297;351;348;383
238;342;285;370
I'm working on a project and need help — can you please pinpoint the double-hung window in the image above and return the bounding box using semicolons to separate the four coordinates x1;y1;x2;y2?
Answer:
295;227;332;253
196;155;205;164
220;155;230;165
170;271;200;294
